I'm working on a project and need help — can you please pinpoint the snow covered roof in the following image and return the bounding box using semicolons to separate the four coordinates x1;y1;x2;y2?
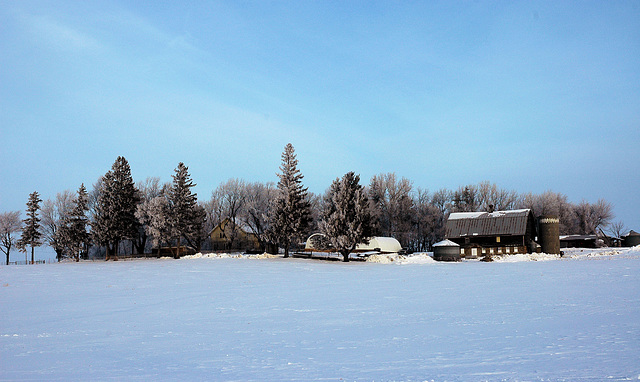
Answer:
433;239;460;247
305;234;402;253
447;209;531;220
446;209;533;238
560;235;597;241
356;237;402;253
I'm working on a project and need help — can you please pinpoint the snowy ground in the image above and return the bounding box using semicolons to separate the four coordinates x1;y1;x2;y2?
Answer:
2;247;639;381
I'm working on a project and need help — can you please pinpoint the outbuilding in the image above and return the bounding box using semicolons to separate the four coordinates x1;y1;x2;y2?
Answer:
623;230;640;247
304;234;402;254
432;239;461;262
445;209;538;257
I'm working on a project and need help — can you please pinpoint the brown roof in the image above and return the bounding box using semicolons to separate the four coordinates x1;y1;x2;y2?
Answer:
445;209;532;238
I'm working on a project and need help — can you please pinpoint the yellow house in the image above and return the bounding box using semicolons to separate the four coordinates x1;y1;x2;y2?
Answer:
210;218;261;252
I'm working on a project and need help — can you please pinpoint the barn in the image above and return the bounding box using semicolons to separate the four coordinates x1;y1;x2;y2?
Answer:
445;209;538;257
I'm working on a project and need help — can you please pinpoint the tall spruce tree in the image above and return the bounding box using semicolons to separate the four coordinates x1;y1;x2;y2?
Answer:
92;157;139;260
320;172;373;262
269;143;311;258
58;184;90;261
17;191;43;264
168;162;205;257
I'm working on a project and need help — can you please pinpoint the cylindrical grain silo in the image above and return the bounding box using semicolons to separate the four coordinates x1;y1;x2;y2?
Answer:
433;240;461;262
623;230;640;247
538;216;560;254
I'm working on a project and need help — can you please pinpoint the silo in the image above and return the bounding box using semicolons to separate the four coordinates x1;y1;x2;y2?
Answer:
538;216;560;254
433;240;461;262
623;230;640;247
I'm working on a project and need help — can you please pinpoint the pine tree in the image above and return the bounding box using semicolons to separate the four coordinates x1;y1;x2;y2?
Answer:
17;191;43;264
167;162;205;257
269;143;311;258
58;184;90;261
320;172;373;262
92;157;139;260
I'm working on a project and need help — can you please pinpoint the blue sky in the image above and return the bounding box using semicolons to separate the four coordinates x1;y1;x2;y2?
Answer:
1;1;639;230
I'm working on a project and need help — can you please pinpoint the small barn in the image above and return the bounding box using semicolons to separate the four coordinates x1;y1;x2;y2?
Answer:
445;209;537;257
210;218;261;252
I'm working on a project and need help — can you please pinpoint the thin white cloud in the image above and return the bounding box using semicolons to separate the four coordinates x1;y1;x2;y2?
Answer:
20;13;102;52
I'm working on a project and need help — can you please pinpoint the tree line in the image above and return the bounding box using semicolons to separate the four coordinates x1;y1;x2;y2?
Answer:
1;144;621;264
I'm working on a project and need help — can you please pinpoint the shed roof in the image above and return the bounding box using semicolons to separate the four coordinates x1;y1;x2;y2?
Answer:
356;237;402;253
305;234;402;253
433;239;460;247
446;209;532;238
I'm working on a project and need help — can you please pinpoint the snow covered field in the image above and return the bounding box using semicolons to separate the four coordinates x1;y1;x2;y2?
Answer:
2;248;640;381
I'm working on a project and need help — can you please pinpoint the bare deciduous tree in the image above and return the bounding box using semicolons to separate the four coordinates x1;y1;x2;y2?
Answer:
608;220;627;239
477;181;520;212
212;178;247;250
1;211;22;265
135;177;167;254
368;173;414;247
240;181;276;253
41;190;75;261
409;188;445;252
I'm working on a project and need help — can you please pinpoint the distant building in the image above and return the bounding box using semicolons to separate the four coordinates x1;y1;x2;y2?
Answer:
622;230;640;247
304;234;402;254
445;209;538;257
210;218;261;252
560;234;598;248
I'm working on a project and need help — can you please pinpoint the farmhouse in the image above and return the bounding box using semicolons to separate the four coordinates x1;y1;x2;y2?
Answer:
210;218;260;252
445;209;539;258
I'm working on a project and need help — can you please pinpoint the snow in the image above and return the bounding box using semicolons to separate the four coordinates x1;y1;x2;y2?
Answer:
447;211;486;220
2;247;640;381
433;239;460;247
448;209;531;220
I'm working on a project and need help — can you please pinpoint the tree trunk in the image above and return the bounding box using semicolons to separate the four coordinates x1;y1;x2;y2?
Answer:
342;250;350;262
31;246;35;264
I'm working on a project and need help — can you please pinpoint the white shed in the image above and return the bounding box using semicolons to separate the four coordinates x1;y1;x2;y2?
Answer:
305;234;401;254
355;237;402;253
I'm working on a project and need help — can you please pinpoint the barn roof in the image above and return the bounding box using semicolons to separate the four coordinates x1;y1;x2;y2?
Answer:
446;209;532;238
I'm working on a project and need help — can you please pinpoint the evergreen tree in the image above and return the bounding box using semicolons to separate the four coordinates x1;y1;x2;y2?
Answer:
167;162;205;257
58;184;90;261
269;143;311;258
17;191;43;264
320;172;373;262
92;157;139;260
